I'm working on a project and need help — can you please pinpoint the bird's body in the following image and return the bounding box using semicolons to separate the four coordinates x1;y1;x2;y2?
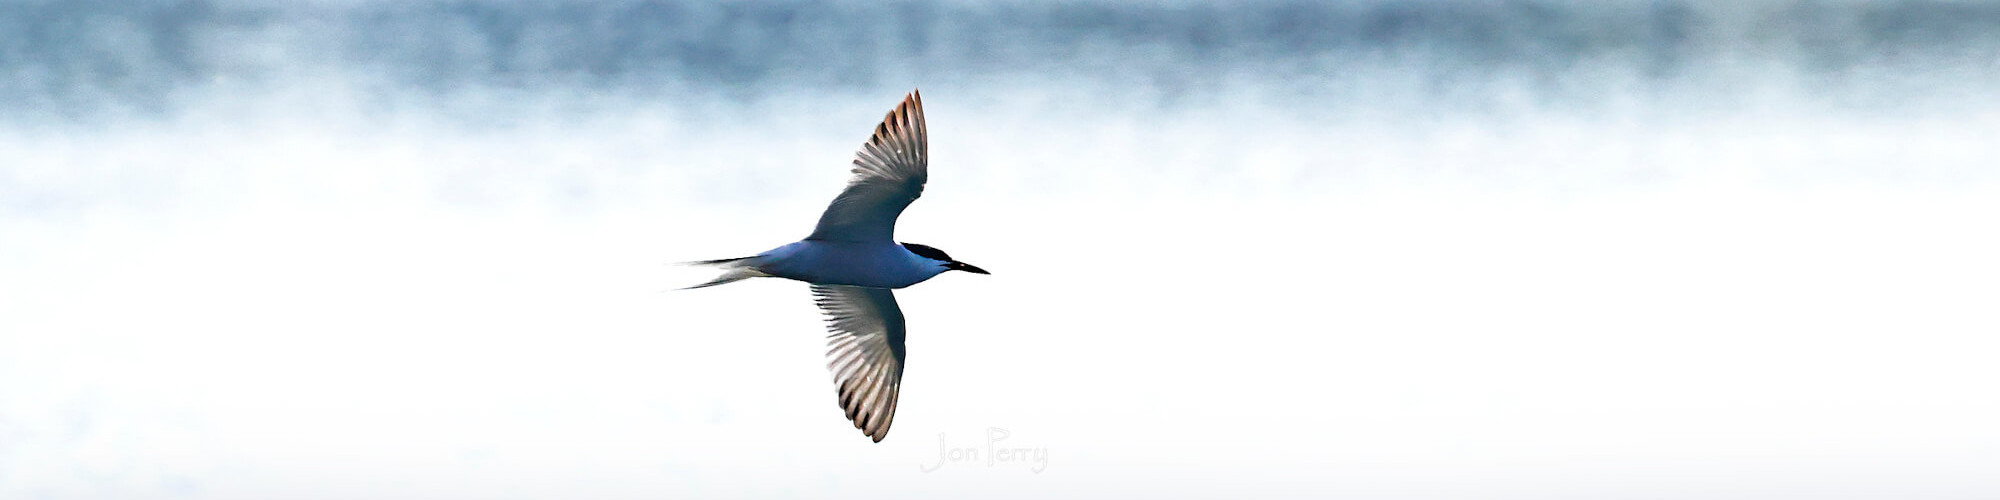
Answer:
754;240;948;289
681;90;985;442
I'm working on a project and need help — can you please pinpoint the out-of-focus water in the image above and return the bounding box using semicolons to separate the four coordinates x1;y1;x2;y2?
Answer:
3;1;1998;498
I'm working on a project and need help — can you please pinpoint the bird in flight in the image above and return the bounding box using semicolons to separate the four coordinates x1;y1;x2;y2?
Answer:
683;90;987;442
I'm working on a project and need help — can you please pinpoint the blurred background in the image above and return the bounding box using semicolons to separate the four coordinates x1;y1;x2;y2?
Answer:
4;0;1998;498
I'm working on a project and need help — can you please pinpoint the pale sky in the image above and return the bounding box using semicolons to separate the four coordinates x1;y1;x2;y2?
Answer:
4;1;1999;498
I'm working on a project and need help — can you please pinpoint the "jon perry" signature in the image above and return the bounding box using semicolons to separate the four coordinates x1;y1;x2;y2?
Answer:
919;427;1048;473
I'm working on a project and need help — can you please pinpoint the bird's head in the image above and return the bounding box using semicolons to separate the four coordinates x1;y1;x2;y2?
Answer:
901;242;989;275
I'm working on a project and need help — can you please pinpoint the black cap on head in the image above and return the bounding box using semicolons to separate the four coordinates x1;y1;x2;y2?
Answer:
900;243;952;262
902;242;989;275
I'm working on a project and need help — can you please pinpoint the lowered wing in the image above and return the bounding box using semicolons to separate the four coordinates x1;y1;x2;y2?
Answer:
810;284;909;442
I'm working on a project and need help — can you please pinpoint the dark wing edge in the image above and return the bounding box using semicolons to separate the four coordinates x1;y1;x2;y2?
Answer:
807;90;930;242
810;284;909;442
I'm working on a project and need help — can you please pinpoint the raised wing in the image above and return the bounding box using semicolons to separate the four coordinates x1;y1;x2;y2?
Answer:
810;284;908;442
806;91;928;243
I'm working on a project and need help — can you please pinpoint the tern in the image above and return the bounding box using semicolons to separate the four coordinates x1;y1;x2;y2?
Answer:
683;90;987;442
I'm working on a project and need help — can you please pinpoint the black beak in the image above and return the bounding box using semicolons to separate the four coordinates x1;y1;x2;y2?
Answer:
948;261;990;275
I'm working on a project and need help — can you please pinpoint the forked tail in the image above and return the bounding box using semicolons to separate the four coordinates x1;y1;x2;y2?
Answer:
677;256;770;289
